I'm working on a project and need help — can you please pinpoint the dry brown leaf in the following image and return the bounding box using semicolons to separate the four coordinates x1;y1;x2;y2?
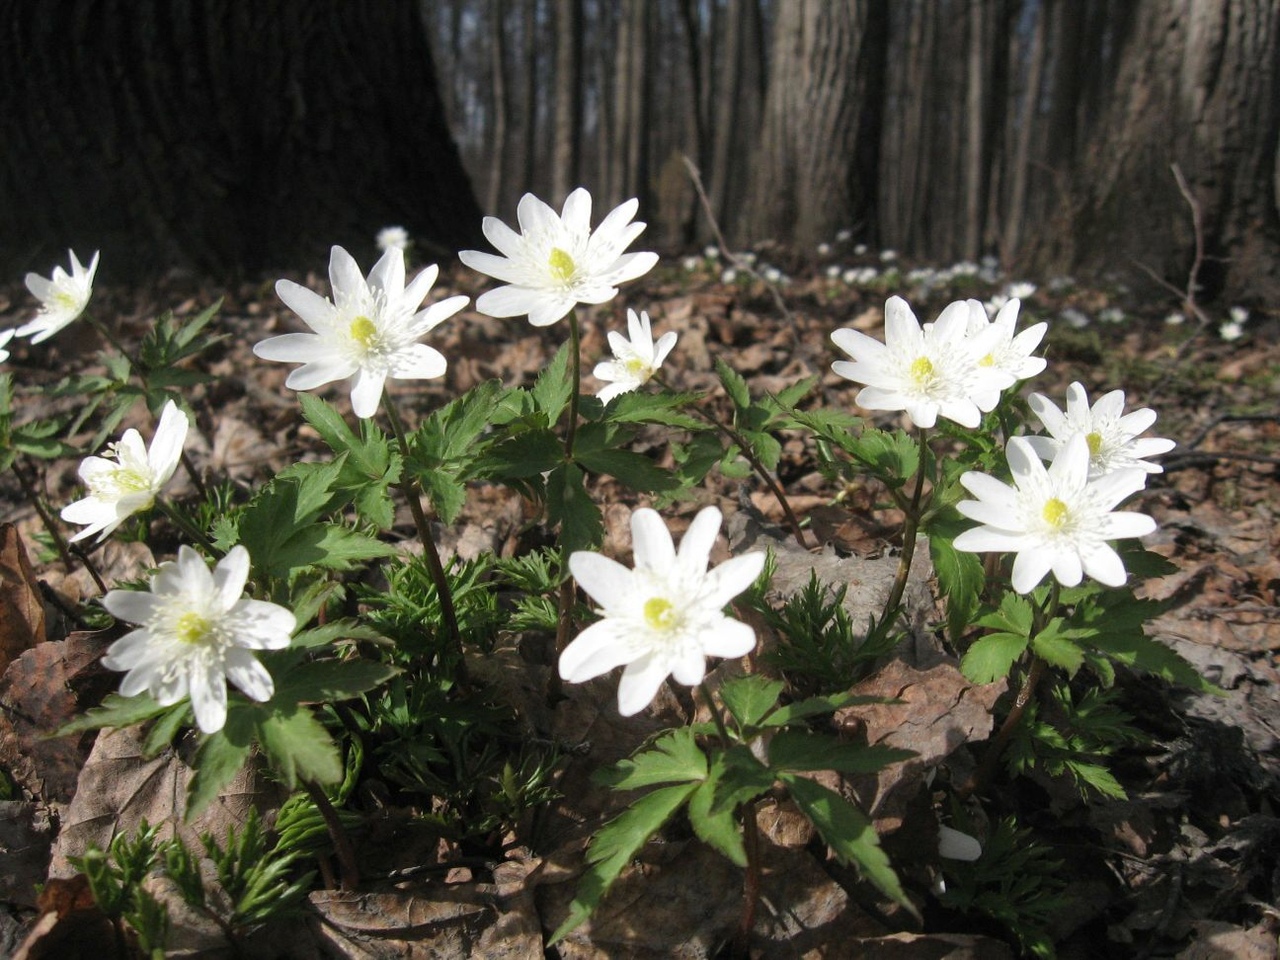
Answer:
0;523;45;673
0;801;55;907
10;874;123;960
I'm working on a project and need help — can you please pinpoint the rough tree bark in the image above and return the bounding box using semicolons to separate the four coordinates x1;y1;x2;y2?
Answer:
0;0;483;278
744;0;886;250
551;0;584;202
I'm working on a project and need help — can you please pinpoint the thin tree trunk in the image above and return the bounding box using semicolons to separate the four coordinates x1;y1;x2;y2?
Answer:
551;0;583;201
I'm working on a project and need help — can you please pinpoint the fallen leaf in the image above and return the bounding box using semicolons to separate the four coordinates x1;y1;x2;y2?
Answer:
0;524;45;673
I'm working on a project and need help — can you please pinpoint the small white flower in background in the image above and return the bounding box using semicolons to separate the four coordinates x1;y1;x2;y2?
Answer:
704;245;720;260
985;294;1009;316
1229;306;1249;324
938;825;983;861
953;435;1156;594
1048;275;1075;293
592;309;677;405
681;255;700;272
1060;307;1091;329
962;298;1048;409
825;264;843;280
561;506;765;716
459;188;658;327
1007;281;1037;300
831;296;1015;429
1098;307;1125;325
254;245;467;419
1164;311;1186;327
61;400;190;543
16;249;99;344
951;260;979;278
1219;318;1245;342
836;229;854;243
880;249;898;263
762;266;784;284
0;328;13;363
739;251;758;266
1025;381;1175;479
101;546;295;734
376;225;410;252
854;243;868;256
721;268;738;284
816;242;832;256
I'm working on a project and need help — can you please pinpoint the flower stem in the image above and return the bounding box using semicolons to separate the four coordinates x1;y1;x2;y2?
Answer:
555;310;584;655
380;394;467;682
880;428;930;626
154;498;218;555
14;456;107;594
655;374;810;550
957;655;1047;800
303;778;360;891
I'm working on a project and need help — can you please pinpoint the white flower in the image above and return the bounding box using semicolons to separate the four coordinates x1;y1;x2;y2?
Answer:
831;296;1014;429
1098;307;1125;325
592;309;677;405
816;243;832;256
854;243;868;256
1007;281;1037;300
1164;311;1186;327
953;435;1156;594
254;245;467;419
721;268;738;284
561;506;765;716
962;298;1048;409
836;229;853;243
376;225;410;251
704;245;720;260
101;546;294;734
16;250;99;344
61;400;190;543
459;188;658;327
1025;382;1175;479
1229;306;1249;324
938;825;983;861
1060;307;1090;329
1219;319;1245;342
0;328;13;363
880;249;898;263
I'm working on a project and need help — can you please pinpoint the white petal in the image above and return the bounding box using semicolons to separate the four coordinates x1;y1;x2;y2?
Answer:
212;546;250;611
368;246;405;298
1080;543;1128;587
699;617;757;659
1010;548;1054;594
559;618;641;682
569;552;635;609
677;506;722;577
616;653;671;716
188;662;228;734
561;187;594;236
607;251;659;284
349;368;387;419
653;331;678;367
479;216;528;259
1021;435;1061;462
458;250;527;286
474;285;544;319
700;552;766;610
275;280;336;331
254;332;331;363
223;648;275;702
227;599;296;649
101;629;158;669
527;295;577;327
147;401;189;480
1088;467;1148;510
1049;549;1083;587
938;825;983;861
1006;436;1048;484
1096;511;1157;539
285;358;360;391
102;590;161;625
388;343;447;380
517;193;560;236
958;471;1016;506
591;196;639;244
883;296;924;350
401;263;440;310
409;295;469;337
1047;435;1091;489
1027;393;1068;437
670;649;707;686
831;327;887;363
328;246;367;303
630;508;676;572
953;526;1033;553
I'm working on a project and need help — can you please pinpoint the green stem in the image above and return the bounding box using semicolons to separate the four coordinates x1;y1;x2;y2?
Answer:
698;681;733;748
655;374;810;550
879;428;930;626
303;778;359;891
154;498;218;555
555;311;584;655
381;395;466;681
14;456;107;594
957;655;1047;801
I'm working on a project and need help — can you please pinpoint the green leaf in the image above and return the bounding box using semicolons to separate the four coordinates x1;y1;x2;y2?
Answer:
960;632;1030;684
687;755;746;866
719;675;784;729
927;514;986;640
532;342;574;422
977;592;1035;637
55;692;168;736
1067;760;1127;799
604;390;703;430
548;782;698;945
476;428;564;480
600;727;707;789
142;705;191;758
781;773;914;914
715;358;750;410
846;428;920;485
271;660;401;703
255;705;343;789
708;744;777;816
1030;623;1085;675
763;693;899;728
1086;629;1219;693
547;462;603;554
289;620;388;650
186;712;255;820
767;731;915;774
575;445;678;493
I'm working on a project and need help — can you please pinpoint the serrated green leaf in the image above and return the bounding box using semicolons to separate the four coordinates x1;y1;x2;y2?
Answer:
55;692;168;736
763;693;897;727
476;428;564;479
977;592;1035;637
289;620;388;650
687;757;746;866
272;660;401;703
1086;629;1219;693
767;731;914;774
960;632;1029;684
1067;760;1127;799
186;710;255;820
928;515;985;640
719;675;784;729
742;429;782;470
547;461;603;554
548;781;698;944
715;358;750;409
575;446;678;493
781;773;913;914
142;704;191;758
604;390;703;430
772;375;818;411
532;342;574;422
1031;626;1084;675
600;727;707;789
256;705;343;789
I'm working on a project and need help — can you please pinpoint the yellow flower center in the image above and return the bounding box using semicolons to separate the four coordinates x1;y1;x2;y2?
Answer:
644;597;678;631
548;247;576;284
349;315;378;348
978;353;995;367
175;611;211;645
624;357;650;378
910;356;935;385
53;291;81;310
1041;497;1070;528
1086;431;1103;457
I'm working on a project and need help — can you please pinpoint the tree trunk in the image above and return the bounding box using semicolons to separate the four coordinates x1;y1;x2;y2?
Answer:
0;0;482;278
745;0;883;250
551;0;583;201
487;0;511;214
707;0;765;243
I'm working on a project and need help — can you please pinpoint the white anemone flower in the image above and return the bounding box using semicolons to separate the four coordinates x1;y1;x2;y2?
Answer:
101;546;295;734
831;296;1014;429
459;188;659;327
16;249;99;344
254;245;467;419
0;328;14;363
592;309;677;405
953;435;1157;594
376;226;410;252
561;506;765;716
962;298;1048;410
1025;382;1175;479
61;400;190;543
938;825;983;861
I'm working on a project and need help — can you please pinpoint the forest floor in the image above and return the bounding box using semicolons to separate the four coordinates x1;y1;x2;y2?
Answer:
0;246;1278;959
